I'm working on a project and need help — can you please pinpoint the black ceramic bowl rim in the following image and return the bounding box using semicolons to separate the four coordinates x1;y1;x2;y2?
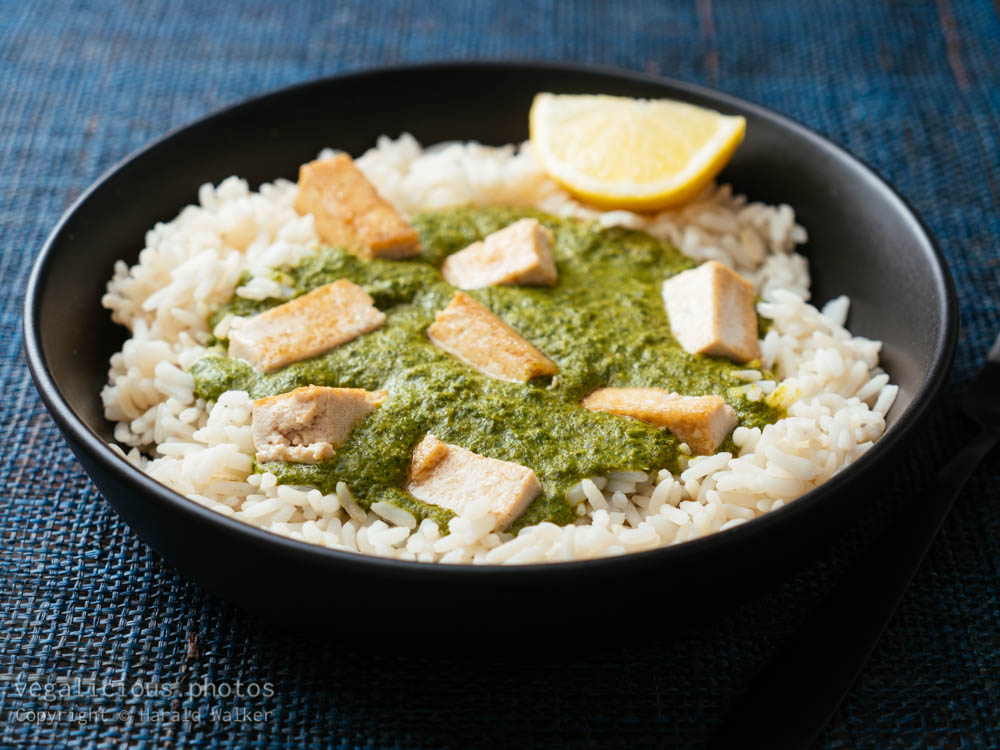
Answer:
23;61;958;583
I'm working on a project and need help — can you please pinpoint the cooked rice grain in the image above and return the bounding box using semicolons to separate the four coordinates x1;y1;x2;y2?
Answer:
102;135;893;564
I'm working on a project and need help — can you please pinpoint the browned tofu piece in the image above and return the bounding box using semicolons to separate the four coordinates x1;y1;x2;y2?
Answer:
581;388;737;455
252;385;388;464
440;218;557;289
406;434;541;530
661;261;761;363
294;155;420;259
426;292;558;383
229;279;385;372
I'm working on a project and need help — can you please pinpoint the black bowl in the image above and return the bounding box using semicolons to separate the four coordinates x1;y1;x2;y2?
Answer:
23;62;957;620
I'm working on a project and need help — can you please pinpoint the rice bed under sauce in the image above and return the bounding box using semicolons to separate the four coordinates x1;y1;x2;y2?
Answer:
101;134;897;564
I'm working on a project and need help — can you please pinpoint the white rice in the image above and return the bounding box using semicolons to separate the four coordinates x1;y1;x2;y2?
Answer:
101;134;897;564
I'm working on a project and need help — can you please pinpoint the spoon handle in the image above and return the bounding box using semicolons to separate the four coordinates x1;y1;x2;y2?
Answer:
709;425;1000;750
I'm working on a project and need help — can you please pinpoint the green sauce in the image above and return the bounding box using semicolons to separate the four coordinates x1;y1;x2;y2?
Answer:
191;207;782;531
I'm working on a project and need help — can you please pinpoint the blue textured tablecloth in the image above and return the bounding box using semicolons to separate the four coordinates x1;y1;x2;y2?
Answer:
3;1;998;747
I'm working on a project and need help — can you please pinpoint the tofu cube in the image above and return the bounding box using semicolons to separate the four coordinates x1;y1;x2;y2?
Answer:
294;155;421;259
440;218;558;289
581;387;737;455
228;279;385;372
406;434;542;530
427;292;558;383
661;261;761;363
252;385;388;464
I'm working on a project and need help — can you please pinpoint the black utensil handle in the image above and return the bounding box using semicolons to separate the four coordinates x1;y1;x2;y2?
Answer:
709;425;1000;750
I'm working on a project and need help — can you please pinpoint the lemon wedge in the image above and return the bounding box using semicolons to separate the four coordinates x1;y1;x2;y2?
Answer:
529;92;746;211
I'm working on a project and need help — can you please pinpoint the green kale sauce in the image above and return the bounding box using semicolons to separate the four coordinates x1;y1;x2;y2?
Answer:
191;207;782;531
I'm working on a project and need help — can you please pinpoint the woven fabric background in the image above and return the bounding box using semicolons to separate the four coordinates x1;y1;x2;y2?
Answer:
2;1;998;747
